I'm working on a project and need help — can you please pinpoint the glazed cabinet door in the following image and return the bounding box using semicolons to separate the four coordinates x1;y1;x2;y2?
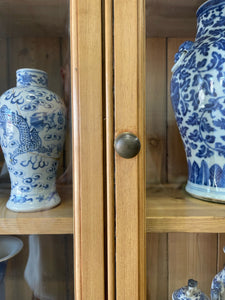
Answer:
0;0;75;299
106;0;146;299
71;0;105;299
73;0;145;298
108;0;225;299
0;0;106;298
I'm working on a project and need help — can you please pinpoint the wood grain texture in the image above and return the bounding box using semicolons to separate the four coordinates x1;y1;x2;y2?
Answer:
104;0;115;299
146;233;168;300
146;0;204;37
8;37;63;95
168;233;217;299
138;0;146;298
0;39;7;173
167;38;194;183
0;0;68;38
146;185;225;233
217;234;225;271
146;38;167;185
0;39;8;94
71;0;105;299
0;185;72;234
5;235;74;299
114;0;145;299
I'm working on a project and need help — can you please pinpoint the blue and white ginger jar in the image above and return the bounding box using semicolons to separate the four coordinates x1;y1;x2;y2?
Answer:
172;279;209;300
0;68;66;212
171;0;225;202
211;246;225;300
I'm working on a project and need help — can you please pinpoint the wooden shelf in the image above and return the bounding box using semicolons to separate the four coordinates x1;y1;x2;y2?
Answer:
146;184;225;233
0;184;73;234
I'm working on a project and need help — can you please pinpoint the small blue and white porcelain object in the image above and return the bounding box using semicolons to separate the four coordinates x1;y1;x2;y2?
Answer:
171;0;225;202
211;246;225;300
0;68;66;212
0;236;23;300
172;279;209;300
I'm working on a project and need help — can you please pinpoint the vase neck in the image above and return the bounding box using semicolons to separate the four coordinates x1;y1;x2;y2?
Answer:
16;69;48;88
196;0;225;40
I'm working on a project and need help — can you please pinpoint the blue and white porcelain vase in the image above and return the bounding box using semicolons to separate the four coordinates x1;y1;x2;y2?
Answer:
0;68;66;212
172;279;209;300
171;0;225;202
211;246;225;299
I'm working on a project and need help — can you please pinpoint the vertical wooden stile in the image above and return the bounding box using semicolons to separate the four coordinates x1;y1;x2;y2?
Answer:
114;0;146;299
71;0;105;299
104;0;115;299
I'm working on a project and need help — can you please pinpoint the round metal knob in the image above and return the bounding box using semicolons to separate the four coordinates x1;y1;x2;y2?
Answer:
115;132;141;159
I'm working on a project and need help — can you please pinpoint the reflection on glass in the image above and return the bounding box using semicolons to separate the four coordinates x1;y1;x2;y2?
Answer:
25;235;73;300
0;0;73;299
0;0;71;186
4;235;73;299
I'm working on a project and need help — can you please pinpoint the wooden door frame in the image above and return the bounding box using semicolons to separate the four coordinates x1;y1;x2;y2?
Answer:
71;0;105;299
71;0;146;298
113;0;146;299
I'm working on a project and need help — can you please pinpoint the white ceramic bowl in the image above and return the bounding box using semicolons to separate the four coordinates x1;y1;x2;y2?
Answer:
0;236;23;262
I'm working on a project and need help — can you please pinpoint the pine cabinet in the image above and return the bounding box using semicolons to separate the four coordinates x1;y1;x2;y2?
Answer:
2;0;225;299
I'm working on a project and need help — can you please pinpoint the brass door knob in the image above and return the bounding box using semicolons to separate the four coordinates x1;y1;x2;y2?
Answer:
114;132;141;159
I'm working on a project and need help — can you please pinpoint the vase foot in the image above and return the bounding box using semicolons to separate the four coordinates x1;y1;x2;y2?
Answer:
186;181;225;204
6;191;61;212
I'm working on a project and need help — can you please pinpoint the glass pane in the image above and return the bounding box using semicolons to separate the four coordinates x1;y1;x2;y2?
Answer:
0;0;73;299
5;235;74;299
145;1;220;299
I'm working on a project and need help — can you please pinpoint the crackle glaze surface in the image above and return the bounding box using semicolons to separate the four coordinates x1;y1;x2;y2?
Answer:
171;0;225;202
0;68;66;212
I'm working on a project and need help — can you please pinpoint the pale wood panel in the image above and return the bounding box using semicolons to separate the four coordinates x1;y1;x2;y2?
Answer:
146;185;225;233
146;233;168;300
138;1;146;299
146;0;203;37
167;38;194;183
0;185;72;234
146;38;167;185
114;0;145;299
0;39;7;173
8;37;63;96
5;235;74;299
0;39;8;94
0;0;68;38
218;234;225;271
71;0;105;299
104;0;115;299
5;236;32;299
168;233;217;299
